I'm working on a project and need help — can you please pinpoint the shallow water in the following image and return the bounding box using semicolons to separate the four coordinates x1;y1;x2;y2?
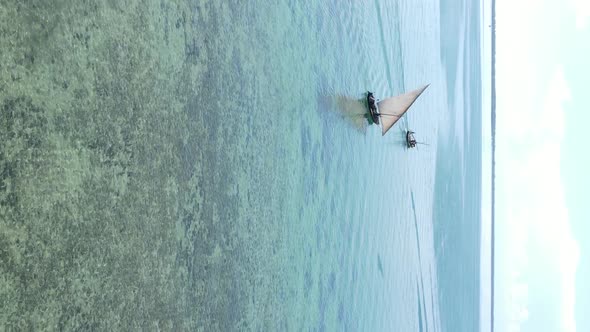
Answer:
1;0;481;330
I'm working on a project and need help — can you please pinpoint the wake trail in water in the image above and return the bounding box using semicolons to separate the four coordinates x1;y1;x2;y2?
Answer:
412;190;432;332
374;0;411;131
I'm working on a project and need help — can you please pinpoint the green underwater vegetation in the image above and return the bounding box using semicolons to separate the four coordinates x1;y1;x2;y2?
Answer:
0;1;329;330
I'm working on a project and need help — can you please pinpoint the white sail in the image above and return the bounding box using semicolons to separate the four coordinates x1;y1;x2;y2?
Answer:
377;84;429;136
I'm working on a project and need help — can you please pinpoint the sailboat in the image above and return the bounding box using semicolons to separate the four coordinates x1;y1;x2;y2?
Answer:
367;84;430;136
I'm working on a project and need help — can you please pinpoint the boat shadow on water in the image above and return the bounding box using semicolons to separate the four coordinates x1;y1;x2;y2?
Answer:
317;94;372;133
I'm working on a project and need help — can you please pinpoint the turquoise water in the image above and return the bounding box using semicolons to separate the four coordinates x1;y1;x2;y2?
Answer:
1;0;482;330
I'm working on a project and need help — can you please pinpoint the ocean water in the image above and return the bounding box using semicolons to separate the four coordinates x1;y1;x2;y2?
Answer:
0;0;482;331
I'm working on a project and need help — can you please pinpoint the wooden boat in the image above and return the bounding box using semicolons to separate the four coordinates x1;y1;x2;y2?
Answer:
367;91;379;125
406;130;417;148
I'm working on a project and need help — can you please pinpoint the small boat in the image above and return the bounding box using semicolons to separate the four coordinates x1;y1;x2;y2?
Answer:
367;85;430;136
406;130;417;148
406;130;429;149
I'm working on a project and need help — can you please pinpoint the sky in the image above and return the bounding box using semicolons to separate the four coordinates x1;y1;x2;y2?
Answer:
495;0;590;331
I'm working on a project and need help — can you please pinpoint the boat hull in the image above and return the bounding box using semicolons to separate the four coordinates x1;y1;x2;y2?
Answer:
367;92;380;125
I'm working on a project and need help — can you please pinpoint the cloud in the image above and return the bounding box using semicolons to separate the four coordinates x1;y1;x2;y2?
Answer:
496;67;579;332
561;240;580;332
571;0;590;29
